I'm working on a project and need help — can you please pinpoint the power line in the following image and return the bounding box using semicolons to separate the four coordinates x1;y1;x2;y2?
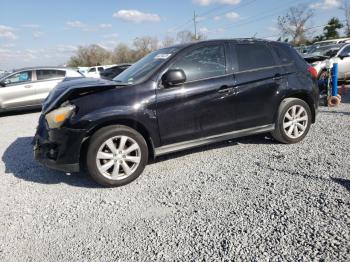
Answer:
205;0;314;33
198;0;257;22
168;0;258;34
209;0;257;20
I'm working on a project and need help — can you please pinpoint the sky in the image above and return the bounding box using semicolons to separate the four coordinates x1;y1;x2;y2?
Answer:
0;0;346;70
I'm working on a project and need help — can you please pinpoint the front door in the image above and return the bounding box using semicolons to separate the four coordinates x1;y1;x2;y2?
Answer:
0;70;36;110
156;43;237;145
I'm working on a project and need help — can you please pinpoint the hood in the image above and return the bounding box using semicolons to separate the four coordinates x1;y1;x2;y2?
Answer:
303;54;329;63
42;77;126;114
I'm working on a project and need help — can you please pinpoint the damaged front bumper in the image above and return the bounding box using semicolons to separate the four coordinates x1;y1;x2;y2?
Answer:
33;115;87;173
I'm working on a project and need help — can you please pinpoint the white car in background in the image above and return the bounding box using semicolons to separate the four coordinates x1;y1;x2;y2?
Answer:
314;38;350;47
0;67;83;112
83;66;106;78
77;67;89;75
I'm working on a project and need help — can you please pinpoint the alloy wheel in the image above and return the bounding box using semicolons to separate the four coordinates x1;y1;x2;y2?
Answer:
96;136;141;180
283;105;309;139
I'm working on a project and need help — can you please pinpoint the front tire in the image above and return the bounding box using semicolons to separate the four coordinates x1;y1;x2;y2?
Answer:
86;125;148;187
271;98;312;144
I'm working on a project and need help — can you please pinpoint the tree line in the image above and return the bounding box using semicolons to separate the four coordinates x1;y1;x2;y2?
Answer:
67;30;206;67
277;1;350;45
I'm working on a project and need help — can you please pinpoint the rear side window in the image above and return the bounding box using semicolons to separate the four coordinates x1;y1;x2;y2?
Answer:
270;43;296;65
235;44;275;71
171;44;226;82
98;67;104;72
36;70;65;80
88;68;96;73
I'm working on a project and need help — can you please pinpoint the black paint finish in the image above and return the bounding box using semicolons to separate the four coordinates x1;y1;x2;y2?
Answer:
34;39;319;173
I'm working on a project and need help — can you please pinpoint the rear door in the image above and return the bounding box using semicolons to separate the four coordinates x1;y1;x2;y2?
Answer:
33;69;66;103
337;45;350;80
0;70;36;110
231;42;284;130
156;42;235;145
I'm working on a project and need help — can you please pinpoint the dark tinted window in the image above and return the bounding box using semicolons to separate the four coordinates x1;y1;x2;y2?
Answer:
340;45;350;55
3;71;32;85
171;44;226;82
272;44;294;64
36;70;65;80
236;44;275;71
98;67;104;72
88;68;96;73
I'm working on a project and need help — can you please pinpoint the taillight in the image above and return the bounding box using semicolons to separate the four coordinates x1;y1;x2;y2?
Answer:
308;66;318;79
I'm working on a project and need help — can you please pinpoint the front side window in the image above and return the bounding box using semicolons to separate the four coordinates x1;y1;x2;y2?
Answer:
36;70;65;81
236;44;275;71
98;67;104;72
170;45;226;82
88;68;96;73
3;71;32;86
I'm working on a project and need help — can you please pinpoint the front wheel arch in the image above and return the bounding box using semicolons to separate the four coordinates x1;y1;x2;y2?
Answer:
80;119;156;172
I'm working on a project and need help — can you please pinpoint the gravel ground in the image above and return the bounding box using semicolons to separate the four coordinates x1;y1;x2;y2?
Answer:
0;94;349;261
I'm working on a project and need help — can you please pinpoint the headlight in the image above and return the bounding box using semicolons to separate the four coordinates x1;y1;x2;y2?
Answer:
45;104;76;129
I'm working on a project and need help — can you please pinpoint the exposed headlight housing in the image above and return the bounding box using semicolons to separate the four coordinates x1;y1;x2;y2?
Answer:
45;103;76;129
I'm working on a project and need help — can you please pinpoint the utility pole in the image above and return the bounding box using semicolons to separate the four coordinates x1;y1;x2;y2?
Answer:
193;11;198;40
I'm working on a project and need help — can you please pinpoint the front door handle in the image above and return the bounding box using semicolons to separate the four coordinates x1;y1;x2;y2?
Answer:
24;85;32;88
218;85;234;94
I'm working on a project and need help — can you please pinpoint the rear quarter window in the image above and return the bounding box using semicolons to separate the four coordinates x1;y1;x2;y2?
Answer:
235;44;275;71
281;44;308;70
36;70;66;81
271;44;295;64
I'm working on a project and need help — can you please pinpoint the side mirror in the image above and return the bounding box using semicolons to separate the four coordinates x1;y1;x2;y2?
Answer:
162;69;186;88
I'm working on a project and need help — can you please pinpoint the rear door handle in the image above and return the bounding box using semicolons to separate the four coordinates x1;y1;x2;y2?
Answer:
24;85;32;88
273;74;283;81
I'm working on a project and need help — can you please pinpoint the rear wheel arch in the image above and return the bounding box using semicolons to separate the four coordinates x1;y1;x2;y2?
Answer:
276;92;316;123
272;97;312;144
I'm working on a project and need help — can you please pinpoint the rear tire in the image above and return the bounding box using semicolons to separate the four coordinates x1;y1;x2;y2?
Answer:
271;98;312;144
86;125;148;187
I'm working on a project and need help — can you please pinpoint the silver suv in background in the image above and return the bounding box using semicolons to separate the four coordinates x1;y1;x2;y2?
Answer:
0;67;83;112
304;43;350;81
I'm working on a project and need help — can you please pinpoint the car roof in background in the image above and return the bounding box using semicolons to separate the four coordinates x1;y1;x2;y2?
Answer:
14;66;76;72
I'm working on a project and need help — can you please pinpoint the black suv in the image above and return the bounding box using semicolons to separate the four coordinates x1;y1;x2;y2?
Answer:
34;39;319;187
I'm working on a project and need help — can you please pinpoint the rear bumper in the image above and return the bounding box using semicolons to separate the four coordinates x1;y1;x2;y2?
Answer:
33;117;87;173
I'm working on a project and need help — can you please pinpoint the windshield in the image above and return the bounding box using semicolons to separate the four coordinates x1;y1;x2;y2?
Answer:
113;46;182;85
307;44;341;56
